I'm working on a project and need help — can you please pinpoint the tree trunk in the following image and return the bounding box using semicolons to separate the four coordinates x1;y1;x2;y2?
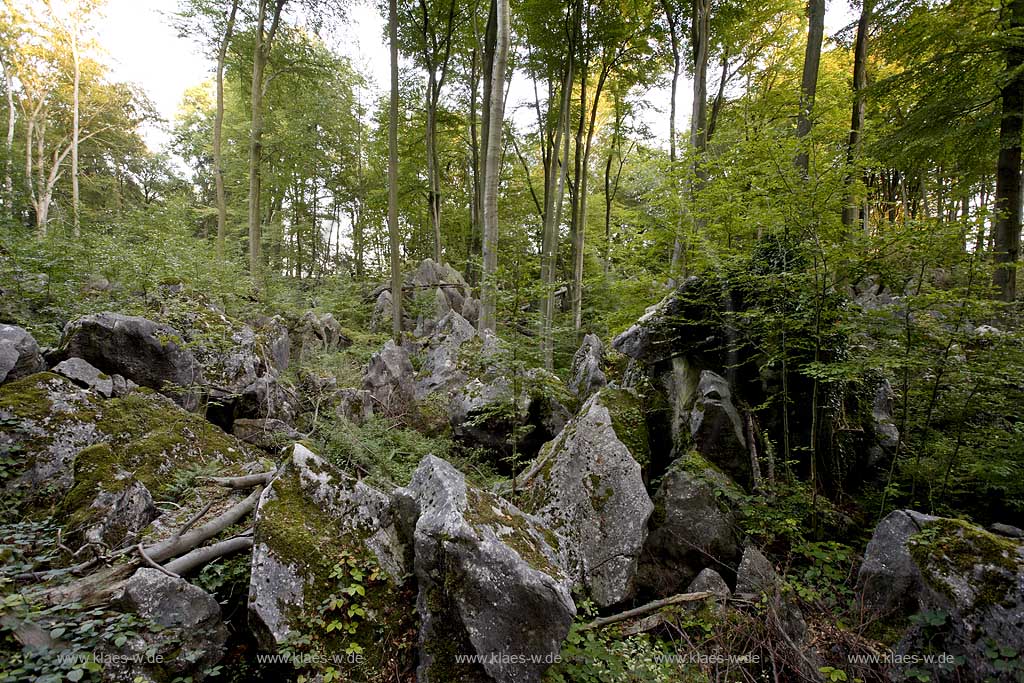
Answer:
842;0;870;230
689;0;710;235
795;0;826;175
662;0;685;280
388;0;404;341
214;0;239;259
994;0;1024;301
247;0;285;280
70;10;80;237
478;0;510;333
2;60;14;218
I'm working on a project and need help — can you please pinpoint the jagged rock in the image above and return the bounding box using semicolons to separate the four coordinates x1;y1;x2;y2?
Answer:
569;333;607;400
611;277;719;365
60;313;205;410
688;370;749;485
370;289;395;333
638;453;742;597
362;340;416;416
232;375;300;425
231;418;299;449
857;509;938;616
0;324;46;385
736;546;808;643
991;523;1024;539
687;568;731;597
255;315;291;372
522;389;653;607
83;480;158;549
336;388;375;424
53;357;114;398
293;310;350;365
859;512;1024;682
110;373;138;397
106;568;228;682
415;310;477;400
250;445;411;652
399;455;574;683
867;379;899;468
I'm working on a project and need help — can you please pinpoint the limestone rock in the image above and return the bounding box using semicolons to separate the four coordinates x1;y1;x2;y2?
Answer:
362;340;416;416
569;333;607;400
415;310;477;400
401;455;574;683
523;389;653;607
53;357;115;398
687;568;731;597
0;324;46;385
857;509;937;616
231;417;299;449
336;388;375;424
83;479;158;549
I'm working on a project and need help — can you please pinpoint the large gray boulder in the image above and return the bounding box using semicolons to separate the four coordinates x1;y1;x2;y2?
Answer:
522;389;653;607
859;511;1024;682
83;479;158;549
250;444;412;672
52;357;115;398
735;546;809;646
105;568;228;682
292;310;350;365
569;333;607;400
415;310;477;400
60;313;205;410
362;339;416;416
638;453;742;597
867;379;900;468
399;455;575;683
688;370;749;485
0;324;45;385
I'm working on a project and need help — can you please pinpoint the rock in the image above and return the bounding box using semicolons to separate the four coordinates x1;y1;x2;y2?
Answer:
362;340;416;416
569;333;607;400
107;568;227;682
110;373;139;397
232;375;300;425
370;289;395;333
255;315;291;372
867;379;899;468
293;310;350;365
400;455;574;683
231;417;299;449
736;546;808;644
336;388;375;424
53;357;115;398
60;313;204;410
249;444;413;671
415;310;478;400
611;277;720;365
638;453;742;597
522;389;653;607
688;568;731;597
461;296;481;327
991;523;1024;539
83;479;158;548
857;509;938;616
0;324;46;385
858;514;1024;682
688;370;749;486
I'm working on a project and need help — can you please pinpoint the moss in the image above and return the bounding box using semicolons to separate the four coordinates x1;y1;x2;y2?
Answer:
598;388;650;466
57;443;124;529
0;373;69;421
465;487;560;577
909;518;1021;610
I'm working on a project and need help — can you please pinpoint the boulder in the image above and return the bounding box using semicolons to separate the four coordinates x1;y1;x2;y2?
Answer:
688;371;749;485
736;546;808;644
867;379;899;468
60;313;205;410
568;333;607;400
336;388;375;425
638;453;742;597
0;324;46;385
105;568;228;682
687;568;731;597
522;389;653;607
53;357;114;398
991;523;1024;539
857;509;938;616
415;310;477;400
400;455;575;683
231;375;300;425
362;340;416;416
249;444;414;673
293;310;351;365
370;289;395;333
254;315;291;372
231;417;299;449
83;479;158;549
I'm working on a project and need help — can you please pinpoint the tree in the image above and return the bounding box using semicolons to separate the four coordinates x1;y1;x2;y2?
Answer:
795;0;825;174
841;0;870;231
994;0;1024;301
389;0;404;341
478;0;509;333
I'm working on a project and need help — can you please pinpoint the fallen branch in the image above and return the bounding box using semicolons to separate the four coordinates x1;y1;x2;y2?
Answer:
145;487;263;564
137;543;180;579
201;471;276;489
163;535;254;576
578;591;715;631
176;501;214;537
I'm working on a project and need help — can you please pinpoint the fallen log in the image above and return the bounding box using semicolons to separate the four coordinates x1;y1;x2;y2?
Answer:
578;591;715;631
201;471;276;489
164;535;253;576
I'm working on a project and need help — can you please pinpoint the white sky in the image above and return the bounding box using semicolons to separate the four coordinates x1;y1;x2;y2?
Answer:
96;0;856;154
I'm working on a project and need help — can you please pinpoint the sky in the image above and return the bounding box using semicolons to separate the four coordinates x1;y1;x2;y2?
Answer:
96;0;856;155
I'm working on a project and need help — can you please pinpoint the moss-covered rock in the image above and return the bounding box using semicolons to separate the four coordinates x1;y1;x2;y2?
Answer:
400;454;574;683
248;444;415;679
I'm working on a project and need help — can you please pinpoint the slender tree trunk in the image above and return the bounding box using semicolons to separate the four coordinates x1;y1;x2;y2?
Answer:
247;0;285;280
795;0;826;175
689;0;710;240
467;42;482;284
388;0;403;341
842;0;870;230
70;10;80;236
479;0;509;333
662;0;685;280
214;0;239;259
994;0;1024;301
2;61;14;218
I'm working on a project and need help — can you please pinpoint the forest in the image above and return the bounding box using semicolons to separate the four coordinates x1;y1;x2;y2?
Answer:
0;0;1023;681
